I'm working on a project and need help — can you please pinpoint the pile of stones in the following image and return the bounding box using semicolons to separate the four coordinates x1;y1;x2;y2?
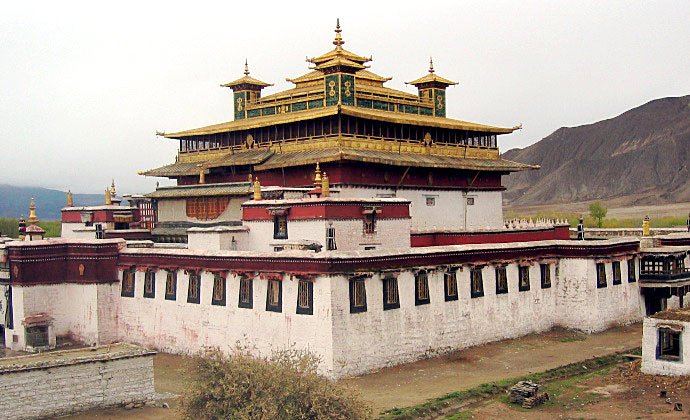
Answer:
508;380;549;408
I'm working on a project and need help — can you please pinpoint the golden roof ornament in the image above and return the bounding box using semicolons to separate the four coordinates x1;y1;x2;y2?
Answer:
407;58;458;87
244;59;250;76
314;162;322;186
333;18;344;48
105;188;112;205
66;190;73;207
429;57;435;73
253;177;262;201
28;198;39;226
321;171;330;197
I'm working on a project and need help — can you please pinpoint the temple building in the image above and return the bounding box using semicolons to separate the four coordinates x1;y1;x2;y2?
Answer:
2;22;690;378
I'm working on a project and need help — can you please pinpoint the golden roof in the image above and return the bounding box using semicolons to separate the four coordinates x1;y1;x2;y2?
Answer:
221;61;272;88
407;58;458;86
312;56;367;71
307;19;372;66
286;69;391;86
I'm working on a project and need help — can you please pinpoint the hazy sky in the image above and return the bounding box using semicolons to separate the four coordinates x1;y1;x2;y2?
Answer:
1;1;689;194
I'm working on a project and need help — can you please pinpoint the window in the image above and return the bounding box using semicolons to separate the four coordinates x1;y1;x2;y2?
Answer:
444;271;458;301
628;259;637;282
187;270;200;304
186;197;230;220
382;276;400;310
238;277;253;309
211;274;226;306
466;197;475;205
165;270;177;300
471;268;484;298
349;278;367;313
415;271;430;305
144;270;156;298
612;261;622;285
518;266;530;291
540;264;551;289
266;279;282;312
425;196;436;206
326;224;337;250
657;328;681;361
273;215;288;239
296;279;313;315
596;263;607;288
121;269;135;297
495;267;508;294
363;213;376;235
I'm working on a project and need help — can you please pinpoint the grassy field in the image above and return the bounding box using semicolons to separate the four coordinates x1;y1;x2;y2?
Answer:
504;210;687;229
0;218;61;238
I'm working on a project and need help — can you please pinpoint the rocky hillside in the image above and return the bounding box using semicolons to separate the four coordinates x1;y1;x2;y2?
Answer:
503;95;690;206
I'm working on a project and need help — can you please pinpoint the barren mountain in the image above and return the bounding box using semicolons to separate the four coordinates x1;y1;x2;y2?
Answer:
502;95;690;206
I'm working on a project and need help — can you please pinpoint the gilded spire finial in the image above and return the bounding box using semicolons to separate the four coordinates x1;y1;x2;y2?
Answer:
105;188;112;205
314;162;322;186
429;57;435;73
66;190;73;207
28;198;39;226
244;59;250;76
333;18;344;47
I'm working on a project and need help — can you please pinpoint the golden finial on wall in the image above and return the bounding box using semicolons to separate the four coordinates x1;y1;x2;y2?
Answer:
244;59;250;76
314;162;322;186
333;18;344;47
642;215;651;237
28;198;39;225
253;177;262;201
110;179;117;196
322;172;330;197
105;188;112;205
429;57;435;73
198;164;205;184
66;190;73;207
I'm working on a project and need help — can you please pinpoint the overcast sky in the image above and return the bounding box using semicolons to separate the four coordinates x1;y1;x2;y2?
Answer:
1;1;689;194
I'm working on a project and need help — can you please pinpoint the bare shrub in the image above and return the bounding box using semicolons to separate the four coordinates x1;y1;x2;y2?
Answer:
179;346;372;420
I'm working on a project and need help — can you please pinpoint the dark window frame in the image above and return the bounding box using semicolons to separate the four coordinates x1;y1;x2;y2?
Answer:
382;276;400;310
121;269;135;298
518;266;530;291
143;270;156;299
266;279;282;312
657;328;682;361
165;270;177;301
612;261;622;285
471;268;484;298
296;279;313;315
238;276;253;309
540;264;551;289
187;270;201;304
273;215;288;239
596;263;607;288
628;259;637;282
444;271;458;301
211;273;226;306
415;271;431;306
495;267;508;295
349;278;367;313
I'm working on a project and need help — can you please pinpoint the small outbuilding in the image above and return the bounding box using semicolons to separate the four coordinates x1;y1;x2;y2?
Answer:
642;307;690;376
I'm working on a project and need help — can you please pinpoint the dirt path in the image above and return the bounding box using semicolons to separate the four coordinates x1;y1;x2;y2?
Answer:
342;324;641;413
65;324;641;419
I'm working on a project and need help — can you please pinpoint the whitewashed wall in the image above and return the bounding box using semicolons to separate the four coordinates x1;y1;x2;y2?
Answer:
641;317;690;376
187;229;250;251
334;186;503;230
157;196;245;223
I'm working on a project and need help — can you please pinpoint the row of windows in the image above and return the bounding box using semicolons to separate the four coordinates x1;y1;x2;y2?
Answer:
596;260;637;288
121;270;313;315
272;214;376;241
350;265;553;313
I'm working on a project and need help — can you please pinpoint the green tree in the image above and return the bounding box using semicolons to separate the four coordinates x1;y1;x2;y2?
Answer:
180;346;372;420
589;201;608;228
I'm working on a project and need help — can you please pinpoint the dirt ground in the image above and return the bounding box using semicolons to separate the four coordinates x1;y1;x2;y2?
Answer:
64;324;641;419
507;200;690;221
463;359;690;420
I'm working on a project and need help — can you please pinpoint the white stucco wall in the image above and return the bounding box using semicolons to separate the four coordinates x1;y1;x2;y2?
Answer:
187;229;250;251
334;186;503;230
641;317;690;376
156;197;245;223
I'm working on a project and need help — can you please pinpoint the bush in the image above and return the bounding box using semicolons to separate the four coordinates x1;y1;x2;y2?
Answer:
179;346;372;420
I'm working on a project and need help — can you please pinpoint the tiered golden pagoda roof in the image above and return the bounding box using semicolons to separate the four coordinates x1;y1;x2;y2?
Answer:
407;58;458;87
221;60;272;88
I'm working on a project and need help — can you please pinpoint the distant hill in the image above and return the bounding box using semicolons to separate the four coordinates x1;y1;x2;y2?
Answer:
503;95;690;206
0;185;104;220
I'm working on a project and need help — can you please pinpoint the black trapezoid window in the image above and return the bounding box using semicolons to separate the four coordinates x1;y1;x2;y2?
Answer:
495;267;508;295
143;270;156;299
415;271;430;306
596;263;607;288
121;268;135;298
657;328;681;361
187;270;201;304
211;273;226;306
612;261;622;285
349;277;367;313
628;258;637;282
238;276;253;309
296;279;313;315
518;266;530;292
444;270;458;301
382;276;400;310
266;279;282;312
165;270;177;301
273;215;288;239
540;264;552;289
471;268;484;298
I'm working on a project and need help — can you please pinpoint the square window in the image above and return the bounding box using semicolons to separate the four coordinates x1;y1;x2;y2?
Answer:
466;197;475;206
296;279;313;315
540;264;551;289
121;269;135;298
628;259;637;282
143;270;156;299
612;261;622;285
657;328;681;361
211;274;226;306
495;267;508;294
425;196;436;206
238;277;253;309
266;279;282;312
415;271;430;305
273;215;288;239
382;276;400;310
187;270;200;304
596;263;607;288
444;271;458;301
349;278;367;313
471;269;484;298
518;266;530;291
165;270;177;301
